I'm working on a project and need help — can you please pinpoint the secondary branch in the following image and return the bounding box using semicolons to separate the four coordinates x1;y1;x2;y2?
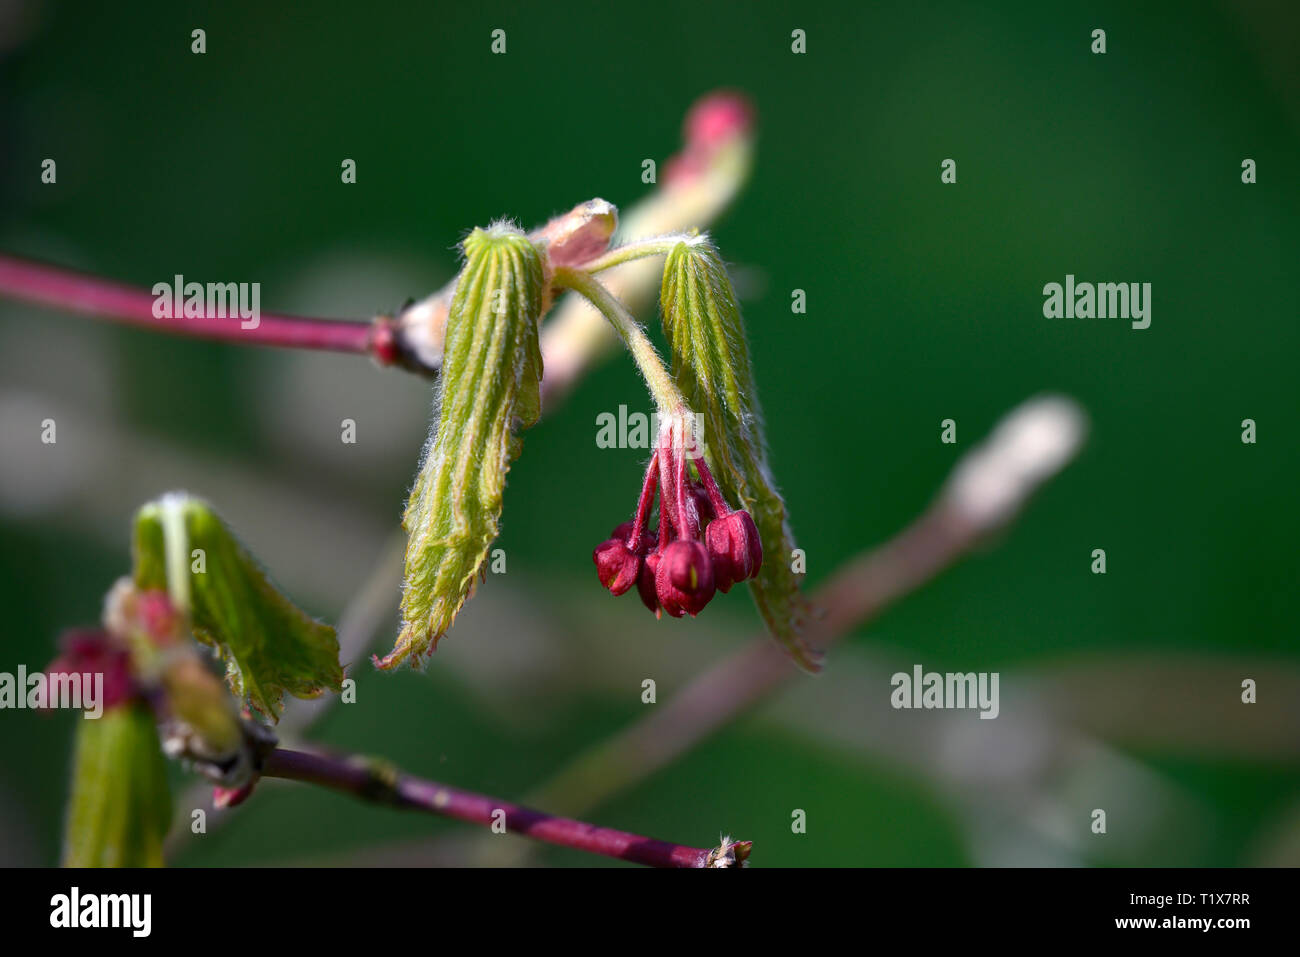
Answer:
260;747;750;869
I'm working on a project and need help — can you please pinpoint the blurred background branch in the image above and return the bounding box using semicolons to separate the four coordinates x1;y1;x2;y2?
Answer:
468;396;1093;865
260;747;748;868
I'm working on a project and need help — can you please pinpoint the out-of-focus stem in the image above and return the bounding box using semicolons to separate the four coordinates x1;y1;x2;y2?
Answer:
538;91;755;407
260;747;749;868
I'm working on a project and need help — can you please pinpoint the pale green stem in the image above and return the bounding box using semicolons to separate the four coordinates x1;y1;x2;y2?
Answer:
576;234;699;275
552;266;688;416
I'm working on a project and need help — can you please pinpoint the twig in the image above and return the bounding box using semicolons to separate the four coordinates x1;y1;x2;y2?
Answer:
260;747;749;868
0;253;414;369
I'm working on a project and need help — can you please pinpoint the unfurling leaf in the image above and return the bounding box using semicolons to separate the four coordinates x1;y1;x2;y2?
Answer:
380;223;547;669
62;704;171;867
132;494;343;720
660;238;821;671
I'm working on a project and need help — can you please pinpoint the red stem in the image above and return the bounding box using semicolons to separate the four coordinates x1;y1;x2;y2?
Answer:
0;253;399;362
658;485;674;545
260;748;741;868
627;449;659;552
656;433;680;540
672;437;699;539
692;452;732;518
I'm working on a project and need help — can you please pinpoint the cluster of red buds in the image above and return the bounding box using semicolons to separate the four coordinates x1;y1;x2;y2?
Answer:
593;421;762;617
44;628;137;713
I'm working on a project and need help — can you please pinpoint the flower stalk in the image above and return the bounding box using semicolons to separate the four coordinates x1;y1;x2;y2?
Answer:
574;233;697;275
551;265;688;418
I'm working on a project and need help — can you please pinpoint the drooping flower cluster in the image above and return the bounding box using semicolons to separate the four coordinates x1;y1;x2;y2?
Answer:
594;418;762;618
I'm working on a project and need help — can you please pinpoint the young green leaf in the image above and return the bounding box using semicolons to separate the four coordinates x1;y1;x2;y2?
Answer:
380;223;547;669
62;704;171;867
660;238;821;670
132;494;344;720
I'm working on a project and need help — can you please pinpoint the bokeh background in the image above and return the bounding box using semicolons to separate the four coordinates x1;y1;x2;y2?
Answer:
0;0;1296;866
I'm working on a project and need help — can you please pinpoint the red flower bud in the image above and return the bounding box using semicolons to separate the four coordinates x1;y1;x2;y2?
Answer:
688;481;715;527
638;551;662;617
705;509;763;593
665;92;754;184
45;628;135;712
611;519;660;556
593;538;642;596
684;91;753;152
135;589;182;646
655;540;716;617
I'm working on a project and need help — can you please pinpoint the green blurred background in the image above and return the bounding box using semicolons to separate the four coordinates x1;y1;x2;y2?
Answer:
0;0;1296;866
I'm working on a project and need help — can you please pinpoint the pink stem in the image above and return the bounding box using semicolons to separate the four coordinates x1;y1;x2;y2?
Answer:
0;253;401;363
672;436;699;539
261;748;738;868
656;432;681;540
692;452;732;518
626;449;659;552
658;483;674;545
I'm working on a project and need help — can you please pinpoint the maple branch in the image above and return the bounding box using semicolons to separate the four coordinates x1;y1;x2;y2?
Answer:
0;253;418;370
260;747;749;869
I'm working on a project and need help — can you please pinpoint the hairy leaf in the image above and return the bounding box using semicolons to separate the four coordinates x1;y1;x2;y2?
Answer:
133;494;343;720
380;224;546;669
660;239;821;670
